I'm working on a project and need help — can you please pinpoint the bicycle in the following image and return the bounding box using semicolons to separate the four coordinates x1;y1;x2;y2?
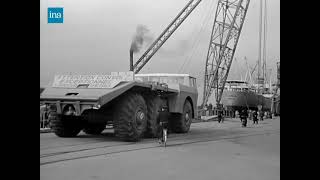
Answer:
159;122;168;147
158;105;169;147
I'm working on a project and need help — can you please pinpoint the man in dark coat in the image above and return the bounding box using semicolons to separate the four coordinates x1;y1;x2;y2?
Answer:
252;110;258;124
240;109;248;127
217;109;224;123
208;103;213;116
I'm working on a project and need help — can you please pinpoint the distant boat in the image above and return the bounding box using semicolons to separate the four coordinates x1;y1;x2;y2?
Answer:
220;80;272;111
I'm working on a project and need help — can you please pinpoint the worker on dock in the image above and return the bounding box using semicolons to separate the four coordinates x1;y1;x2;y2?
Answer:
235;110;239;119
252;110;258;124
259;110;264;121
248;109;253;120
217;108;224;123
240;109;248;127
208;103;213;116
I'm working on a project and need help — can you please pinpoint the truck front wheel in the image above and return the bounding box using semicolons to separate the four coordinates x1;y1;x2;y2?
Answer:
113;93;147;141
172;100;192;133
49;112;82;137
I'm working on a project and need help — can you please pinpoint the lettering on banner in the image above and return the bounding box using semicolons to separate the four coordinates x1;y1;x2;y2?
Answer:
52;72;134;88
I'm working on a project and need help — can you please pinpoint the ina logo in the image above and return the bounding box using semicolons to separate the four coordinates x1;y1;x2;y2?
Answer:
48;8;63;23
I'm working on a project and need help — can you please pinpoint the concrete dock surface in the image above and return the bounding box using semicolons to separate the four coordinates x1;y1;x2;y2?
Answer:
41;117;280;180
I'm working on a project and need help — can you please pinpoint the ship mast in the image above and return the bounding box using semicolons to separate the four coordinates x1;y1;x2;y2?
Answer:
257;0;267;107
263;0;268;91
257;0;263;94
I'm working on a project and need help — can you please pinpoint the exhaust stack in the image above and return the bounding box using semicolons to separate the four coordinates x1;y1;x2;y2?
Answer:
130;50;133;71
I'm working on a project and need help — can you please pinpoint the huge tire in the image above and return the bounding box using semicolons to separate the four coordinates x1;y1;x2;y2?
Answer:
49;112;82;137
113;93;147;141
172;100;193;133
83;124;106;135
145;96;164;138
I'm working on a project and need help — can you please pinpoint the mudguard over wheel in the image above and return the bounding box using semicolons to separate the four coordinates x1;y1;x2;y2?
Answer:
49;112;82;137
83;124;106;135
145;96;165;138
172;100;192;133
113;93;147;141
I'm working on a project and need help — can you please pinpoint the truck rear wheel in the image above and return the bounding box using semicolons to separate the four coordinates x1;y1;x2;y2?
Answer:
83;124;106;135
145;96;164;138
113;93;147;141
172;100;192;133
49;112;82;137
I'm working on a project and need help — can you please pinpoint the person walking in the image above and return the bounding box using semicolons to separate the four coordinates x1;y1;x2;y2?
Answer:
240;109;248;127
221;108;225;123
259;110;264;121
252;110;258;124
208;103;213;116
264;111;268;119
235;110;239;119
217;108;224;123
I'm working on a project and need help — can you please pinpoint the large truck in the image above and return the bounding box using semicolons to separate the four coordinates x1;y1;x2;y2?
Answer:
40;72;197;141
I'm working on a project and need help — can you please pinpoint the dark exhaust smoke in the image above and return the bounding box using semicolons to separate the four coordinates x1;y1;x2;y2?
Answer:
130;24;152;53
129;25;153;71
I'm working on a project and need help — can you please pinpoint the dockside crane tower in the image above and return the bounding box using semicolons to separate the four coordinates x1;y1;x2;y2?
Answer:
202;0;250;110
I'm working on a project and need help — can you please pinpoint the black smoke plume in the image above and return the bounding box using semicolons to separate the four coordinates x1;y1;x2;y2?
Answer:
130;25;153;54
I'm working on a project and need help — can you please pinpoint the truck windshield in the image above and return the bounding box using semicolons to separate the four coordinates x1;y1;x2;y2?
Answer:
136;76;185;85
159;76;184;84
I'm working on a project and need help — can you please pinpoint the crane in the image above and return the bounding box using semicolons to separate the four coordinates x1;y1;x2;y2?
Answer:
202;0;250;109
131;0;250;110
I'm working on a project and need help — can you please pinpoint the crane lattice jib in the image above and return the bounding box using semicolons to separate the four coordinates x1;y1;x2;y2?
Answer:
202;0;250;107
133;0;202;74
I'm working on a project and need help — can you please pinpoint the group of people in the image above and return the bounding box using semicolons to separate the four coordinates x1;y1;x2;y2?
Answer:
239;109;272;127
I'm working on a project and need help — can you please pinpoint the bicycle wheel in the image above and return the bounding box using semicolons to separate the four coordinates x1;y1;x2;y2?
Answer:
163;128;167;147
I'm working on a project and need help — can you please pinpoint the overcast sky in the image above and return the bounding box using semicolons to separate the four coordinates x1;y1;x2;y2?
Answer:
40;0;280;102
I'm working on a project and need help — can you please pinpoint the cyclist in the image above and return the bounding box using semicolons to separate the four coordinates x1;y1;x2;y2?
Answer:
217;108;224;123
240;109;248;127
158;105;169;144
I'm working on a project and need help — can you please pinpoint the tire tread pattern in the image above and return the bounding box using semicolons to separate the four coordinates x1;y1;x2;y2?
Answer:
171;100;192;133
49;112;82;137
113;93;147;141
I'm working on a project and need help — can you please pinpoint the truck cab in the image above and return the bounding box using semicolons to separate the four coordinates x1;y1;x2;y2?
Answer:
135;73;197;89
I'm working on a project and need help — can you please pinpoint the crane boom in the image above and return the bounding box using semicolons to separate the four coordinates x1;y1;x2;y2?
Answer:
133;0;202;74
202;0;250;108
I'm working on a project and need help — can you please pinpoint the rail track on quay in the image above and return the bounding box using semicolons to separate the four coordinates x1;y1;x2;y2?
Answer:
40;118;280;166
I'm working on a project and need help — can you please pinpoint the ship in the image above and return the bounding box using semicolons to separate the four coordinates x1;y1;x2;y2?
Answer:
220;80;272;111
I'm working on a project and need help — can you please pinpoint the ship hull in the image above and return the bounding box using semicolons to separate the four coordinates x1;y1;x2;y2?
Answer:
221;90;272;111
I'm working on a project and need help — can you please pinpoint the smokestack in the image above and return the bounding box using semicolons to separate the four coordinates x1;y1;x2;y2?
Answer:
129;25;153;72
130;50;134;71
